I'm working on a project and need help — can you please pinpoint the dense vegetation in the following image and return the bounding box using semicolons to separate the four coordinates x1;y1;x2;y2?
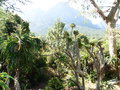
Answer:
0;1;120;90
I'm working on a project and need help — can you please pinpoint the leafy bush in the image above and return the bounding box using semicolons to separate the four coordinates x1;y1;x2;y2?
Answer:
45;77;64;90
66;79;76;87
19;56;49;88
101;81;116;90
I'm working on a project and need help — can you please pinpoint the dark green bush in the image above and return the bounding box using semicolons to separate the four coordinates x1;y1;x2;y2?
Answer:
45;77;64;90
66;79;76;87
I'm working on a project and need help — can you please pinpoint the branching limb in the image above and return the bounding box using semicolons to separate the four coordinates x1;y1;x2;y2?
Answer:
90;0;106;20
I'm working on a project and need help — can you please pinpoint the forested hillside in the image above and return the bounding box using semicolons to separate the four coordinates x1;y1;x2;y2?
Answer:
0;0;120;90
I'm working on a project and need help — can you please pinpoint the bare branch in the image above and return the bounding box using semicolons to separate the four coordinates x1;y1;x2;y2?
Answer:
103;8;111;13
90;0;106;20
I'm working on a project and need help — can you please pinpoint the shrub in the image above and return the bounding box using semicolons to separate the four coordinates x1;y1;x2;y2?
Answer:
45;77;64;90
66;79;76;87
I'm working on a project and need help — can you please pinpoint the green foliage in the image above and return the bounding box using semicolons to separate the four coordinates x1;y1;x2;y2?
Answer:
70;23;76;30
86;71;96;83
0;9;44;89
47;56;57;69
47;53;68;78
101;81;116;90
66;78;76;87
2;34;41;70
14;14;30;34
4;20;16;35
45;77;64;90
21;21;30;34
63;31;69;38
73;30;79;36
0;6;119;90
75;26;105;39
19;56;49;88
47;19;66;51
0;72;14;90
79;34;89;46
0;13;30;36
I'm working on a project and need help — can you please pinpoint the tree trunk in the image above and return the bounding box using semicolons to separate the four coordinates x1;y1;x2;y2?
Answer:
96;69;101;90
14;69;21;90
95;58;101;90
116;59;120;80
74;71;81;90
118;64;120;80
6;66;10;88
107;21;120;80
107;21;117;58
81;76;85;90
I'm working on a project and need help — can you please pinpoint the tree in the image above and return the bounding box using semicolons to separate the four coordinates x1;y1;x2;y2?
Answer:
47;20;86;90
4;20;17;36
3;14;30;36
69;0;120;58
1;32;41;90
0;14;41;90
85;40;105;90
4;35;38;90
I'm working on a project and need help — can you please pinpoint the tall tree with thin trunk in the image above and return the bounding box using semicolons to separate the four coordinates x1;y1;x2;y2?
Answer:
69;0;120;58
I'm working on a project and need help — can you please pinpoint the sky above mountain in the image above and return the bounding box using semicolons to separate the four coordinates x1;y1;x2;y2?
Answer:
16;0;104;25
13;0;107;35
13;0;119;25
14;0;120;35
